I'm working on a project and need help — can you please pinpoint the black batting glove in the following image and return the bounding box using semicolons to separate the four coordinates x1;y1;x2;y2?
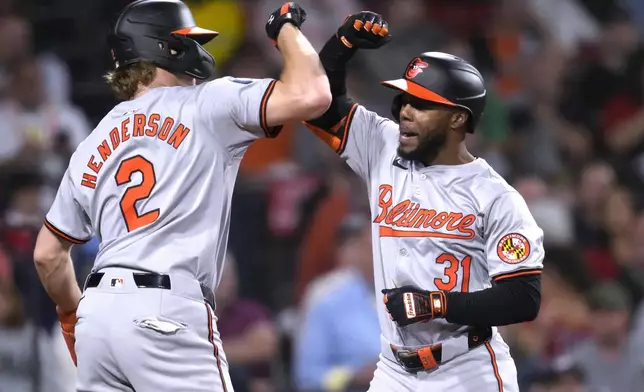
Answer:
265;2;307;45
336;11;391;50
382;286;446;327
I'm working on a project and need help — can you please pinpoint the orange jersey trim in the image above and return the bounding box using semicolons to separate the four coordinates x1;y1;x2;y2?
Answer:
302;103;358;155
303;122;343;152
379;226;475;240
205;302;228;392
260;80;282;138
492;269;542;282
43;219;90;245
485;342;504;392
337;103;358;155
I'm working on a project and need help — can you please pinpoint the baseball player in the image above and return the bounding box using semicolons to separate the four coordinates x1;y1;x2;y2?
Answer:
303;12;544;391
31;1;330;391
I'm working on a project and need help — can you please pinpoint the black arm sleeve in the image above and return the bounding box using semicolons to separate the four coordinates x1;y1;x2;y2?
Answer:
443;274;541;327
305;35;357;131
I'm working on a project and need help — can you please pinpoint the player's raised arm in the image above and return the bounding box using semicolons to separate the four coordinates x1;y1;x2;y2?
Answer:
263;2;332;125
382;190;544;328
302;12;395;179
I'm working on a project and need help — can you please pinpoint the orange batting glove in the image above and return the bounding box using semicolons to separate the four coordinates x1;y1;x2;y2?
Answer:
56;306;78;366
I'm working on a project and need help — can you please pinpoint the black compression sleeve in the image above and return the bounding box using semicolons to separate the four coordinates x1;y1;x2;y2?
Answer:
319;34;357;96
443;274;542;326
305;35;357;132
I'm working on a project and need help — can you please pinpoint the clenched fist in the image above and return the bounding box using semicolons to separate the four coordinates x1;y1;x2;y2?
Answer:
265;2;307;44
382;286;446;327
336;11;391;50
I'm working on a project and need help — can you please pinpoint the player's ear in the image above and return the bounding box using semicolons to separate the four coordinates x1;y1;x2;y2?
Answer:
450;111;468;129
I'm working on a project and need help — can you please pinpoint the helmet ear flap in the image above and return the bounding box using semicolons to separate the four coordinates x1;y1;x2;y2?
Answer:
391;93;403;122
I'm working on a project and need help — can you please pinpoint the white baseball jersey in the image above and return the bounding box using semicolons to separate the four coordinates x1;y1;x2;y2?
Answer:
321;105;544;347
44;77;280;291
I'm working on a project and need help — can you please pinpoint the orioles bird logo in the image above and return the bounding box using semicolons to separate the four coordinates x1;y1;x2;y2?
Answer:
405;58;429;79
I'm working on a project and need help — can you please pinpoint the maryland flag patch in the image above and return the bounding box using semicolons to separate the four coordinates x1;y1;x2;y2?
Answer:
497;233;531;264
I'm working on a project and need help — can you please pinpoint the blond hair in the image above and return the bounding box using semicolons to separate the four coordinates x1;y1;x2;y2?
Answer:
104;61;157;100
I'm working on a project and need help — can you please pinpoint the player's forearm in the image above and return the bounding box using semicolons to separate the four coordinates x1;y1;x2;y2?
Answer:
34;249;82;313
318;34;356;96
443;275;541;326
276;24;331;118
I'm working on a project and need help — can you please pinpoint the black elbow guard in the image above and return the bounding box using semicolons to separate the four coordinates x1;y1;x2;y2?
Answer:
306;94;355;130
304;34;359;153
304;95;357;154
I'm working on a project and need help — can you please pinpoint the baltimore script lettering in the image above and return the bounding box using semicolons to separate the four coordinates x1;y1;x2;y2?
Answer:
374;184;476;239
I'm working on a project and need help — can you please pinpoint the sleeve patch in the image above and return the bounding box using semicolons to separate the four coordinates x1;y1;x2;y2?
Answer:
496;233;530;264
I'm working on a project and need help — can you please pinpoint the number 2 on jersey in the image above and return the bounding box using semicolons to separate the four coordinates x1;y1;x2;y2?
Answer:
115;155;160;232
434;253;472;292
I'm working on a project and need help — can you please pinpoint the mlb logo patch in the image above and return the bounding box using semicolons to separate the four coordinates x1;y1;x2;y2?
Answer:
110;278;125;288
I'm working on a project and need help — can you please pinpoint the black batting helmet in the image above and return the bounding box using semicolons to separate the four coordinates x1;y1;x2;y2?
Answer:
381;52;486;133
109;0;218;80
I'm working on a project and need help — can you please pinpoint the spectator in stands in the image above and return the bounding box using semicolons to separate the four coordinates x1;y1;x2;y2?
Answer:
572;161;624;281
603;186;636;265
0;265;76;392
504;266;590;390
560;7;641;159
548;365;585;392
0;14;29;98
524;360;586;392
0;56;89;182
574;161;616;249
0;275;35;392
514;43;593;177
626;211;644;338
0;167;45;237
293;214;379;392
526;0;599;54
215;253;279;392
514;176;574;247
0;168;60;333
0;13;71;104
562;282;644;391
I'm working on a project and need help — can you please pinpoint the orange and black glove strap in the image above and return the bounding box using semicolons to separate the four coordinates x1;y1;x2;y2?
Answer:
265;2;307;43
382;286;446;326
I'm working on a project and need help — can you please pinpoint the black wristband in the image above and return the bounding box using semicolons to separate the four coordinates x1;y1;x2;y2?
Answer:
319;34;357;96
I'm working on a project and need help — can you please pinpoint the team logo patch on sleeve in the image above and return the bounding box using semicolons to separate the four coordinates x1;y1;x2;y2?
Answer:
497;233;530;264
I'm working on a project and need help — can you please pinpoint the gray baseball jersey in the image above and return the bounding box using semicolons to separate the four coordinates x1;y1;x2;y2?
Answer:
44;77;280;292
319;105;544;347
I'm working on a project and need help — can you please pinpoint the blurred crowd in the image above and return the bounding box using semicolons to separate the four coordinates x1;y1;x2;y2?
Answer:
1;0;644;391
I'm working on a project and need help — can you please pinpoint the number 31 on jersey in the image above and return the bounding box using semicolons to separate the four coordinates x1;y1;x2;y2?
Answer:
434;253;471;292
